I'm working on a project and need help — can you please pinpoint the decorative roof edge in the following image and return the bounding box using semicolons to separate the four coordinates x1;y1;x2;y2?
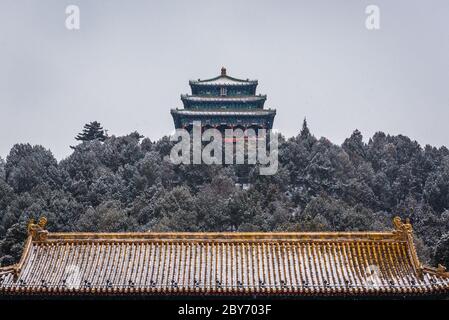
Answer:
2;216;447;282
181;94;267;100
27;217;48;241
0;236;33;280
0;265;18;275
392;216;425;278
189;68;258;86
422;265;449;279
170;109;276;116
13;216;429;243
43;230;400;241
189;79;258;86
0;217;48;278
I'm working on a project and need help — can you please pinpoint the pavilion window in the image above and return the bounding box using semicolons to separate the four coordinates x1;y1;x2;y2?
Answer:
220;87;227;96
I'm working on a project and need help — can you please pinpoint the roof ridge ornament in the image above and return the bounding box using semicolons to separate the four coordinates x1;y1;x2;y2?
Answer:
27;216;48;241
437;264;447;275
393;216;423;278
393;216;413;234
221;66;226;76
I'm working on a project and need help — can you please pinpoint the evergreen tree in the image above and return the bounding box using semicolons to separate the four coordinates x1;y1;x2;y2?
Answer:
300;118;310;138
1;127;449;266
435;233;449;267
0;157;5;181
5;144;61;193
75;121;107;142
342;129;366;165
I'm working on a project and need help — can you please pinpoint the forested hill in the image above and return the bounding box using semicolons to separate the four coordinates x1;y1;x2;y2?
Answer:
1;122;448;267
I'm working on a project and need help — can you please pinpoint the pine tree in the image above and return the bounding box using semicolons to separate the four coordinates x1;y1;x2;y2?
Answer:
342;129;366;160
300;118;310;138
75;121;107;142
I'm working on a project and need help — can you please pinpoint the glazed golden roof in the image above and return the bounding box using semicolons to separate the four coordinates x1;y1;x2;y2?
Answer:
0;217;448;297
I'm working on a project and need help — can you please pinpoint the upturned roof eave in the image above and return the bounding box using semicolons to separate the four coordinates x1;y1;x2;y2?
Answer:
170;109;276;117
180;94;267;101
189;76;258;86
2;217;448;296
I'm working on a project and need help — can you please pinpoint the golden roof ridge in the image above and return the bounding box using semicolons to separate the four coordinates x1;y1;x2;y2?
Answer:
42;231;400;241
0;216;448;296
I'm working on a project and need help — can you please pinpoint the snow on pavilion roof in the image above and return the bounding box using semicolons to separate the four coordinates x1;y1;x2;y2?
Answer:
189;67;258;86
0;217;448;297
171;109;275;117
181;94;266;103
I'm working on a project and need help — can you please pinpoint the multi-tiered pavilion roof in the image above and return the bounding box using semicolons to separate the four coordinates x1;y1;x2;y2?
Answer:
171;68;276;131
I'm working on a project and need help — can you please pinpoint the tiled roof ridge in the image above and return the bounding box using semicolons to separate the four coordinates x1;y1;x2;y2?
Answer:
170;109;276;116
181;94;267;99
1;216;447;296
0;236;32;279
15;216;427;243
42;230;400;241
189;68;258;85
11;217;434;273
189;76;257;85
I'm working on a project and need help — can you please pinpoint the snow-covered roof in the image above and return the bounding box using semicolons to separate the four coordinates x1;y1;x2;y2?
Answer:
181;95;266;103
190;77;257;86
172;109;276;116
189;68;257;86
1;217;448;296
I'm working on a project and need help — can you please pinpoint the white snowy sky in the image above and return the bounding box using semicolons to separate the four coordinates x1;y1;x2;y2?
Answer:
0;0;448;160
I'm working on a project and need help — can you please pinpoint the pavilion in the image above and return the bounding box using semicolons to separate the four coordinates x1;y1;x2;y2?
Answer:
171;67;276;132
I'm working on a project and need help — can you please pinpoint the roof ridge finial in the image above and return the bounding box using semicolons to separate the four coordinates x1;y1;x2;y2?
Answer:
393;216;413;233
27;216;48;241
221;66;227;76
393;216;424;278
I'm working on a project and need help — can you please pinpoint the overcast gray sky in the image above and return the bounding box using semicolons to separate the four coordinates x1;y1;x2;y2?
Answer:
0;0;448;160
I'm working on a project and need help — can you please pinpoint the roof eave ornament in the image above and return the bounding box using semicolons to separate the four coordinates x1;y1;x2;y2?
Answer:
437;264;447;276
393;216;413;235
27;216;48;241
393;216;423;278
